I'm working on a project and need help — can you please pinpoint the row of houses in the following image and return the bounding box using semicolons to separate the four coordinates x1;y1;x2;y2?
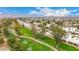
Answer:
62;26;79;46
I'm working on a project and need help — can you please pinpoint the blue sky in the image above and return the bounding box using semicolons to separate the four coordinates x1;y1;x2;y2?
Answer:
0;7;79;16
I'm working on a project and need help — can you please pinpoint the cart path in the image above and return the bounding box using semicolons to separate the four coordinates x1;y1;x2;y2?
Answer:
20;35;58;51
10;30;58;51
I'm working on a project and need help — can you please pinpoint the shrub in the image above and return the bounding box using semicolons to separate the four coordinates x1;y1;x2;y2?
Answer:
8;38;28;51
7;33;16;48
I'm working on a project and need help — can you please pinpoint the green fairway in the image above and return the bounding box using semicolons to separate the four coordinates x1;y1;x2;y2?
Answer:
21;26;79;51
35;34;56;46
58;42;79;51
20;26;33;37
35;34;79;51
8;34;53;51
20;38;53;51
7;25;79;51
7;29;53;51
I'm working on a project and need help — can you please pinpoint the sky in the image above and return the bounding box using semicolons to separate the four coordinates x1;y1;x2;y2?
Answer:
0;7;79;16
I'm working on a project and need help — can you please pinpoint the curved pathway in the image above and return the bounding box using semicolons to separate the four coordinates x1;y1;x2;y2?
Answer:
15;20;58;51
20;35;58;51
10;30;58;51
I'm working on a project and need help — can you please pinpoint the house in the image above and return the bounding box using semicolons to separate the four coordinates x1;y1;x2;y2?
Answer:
63;34;79;45
63;27;77;33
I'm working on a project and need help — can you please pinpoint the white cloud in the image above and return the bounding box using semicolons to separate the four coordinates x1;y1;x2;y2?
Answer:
29;7;79;16
29;10;44;16
39;8;71;16
30;10;39;15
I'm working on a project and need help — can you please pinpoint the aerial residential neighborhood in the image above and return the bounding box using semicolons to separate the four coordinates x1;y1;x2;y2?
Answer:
0;7;79;51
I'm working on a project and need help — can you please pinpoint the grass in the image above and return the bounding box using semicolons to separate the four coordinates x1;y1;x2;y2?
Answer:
20;26;33;37
21;26;79;51
9;37;53;51
58;42;79;51
7;27;53;51
35;34;56;46
8;25;79;51
35;34;79;51
22;38;52;51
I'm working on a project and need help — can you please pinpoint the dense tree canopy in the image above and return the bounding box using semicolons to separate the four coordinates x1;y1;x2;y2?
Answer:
51;25;66;47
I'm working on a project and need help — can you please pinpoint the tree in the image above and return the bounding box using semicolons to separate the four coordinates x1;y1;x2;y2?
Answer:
51;25;66;47
2;18;12;35
30;20;37;37
14;20;22;35
7;33;16;48
0;18;12;44
40;19;47;35
55;21;63;26
10;38;28;51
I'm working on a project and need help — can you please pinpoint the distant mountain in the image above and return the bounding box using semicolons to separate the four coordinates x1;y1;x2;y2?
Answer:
0;14;79;19
0;14;26;18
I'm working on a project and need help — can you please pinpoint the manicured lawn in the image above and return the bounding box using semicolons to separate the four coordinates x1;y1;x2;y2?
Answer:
19;38;53;51
59;42;79;51
25;39;53;51
7;30;53;51
8;36;53;51
35;34;56;46
20;26;79;51
35;34;79;51
8;26;79;51
20;26;33;37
